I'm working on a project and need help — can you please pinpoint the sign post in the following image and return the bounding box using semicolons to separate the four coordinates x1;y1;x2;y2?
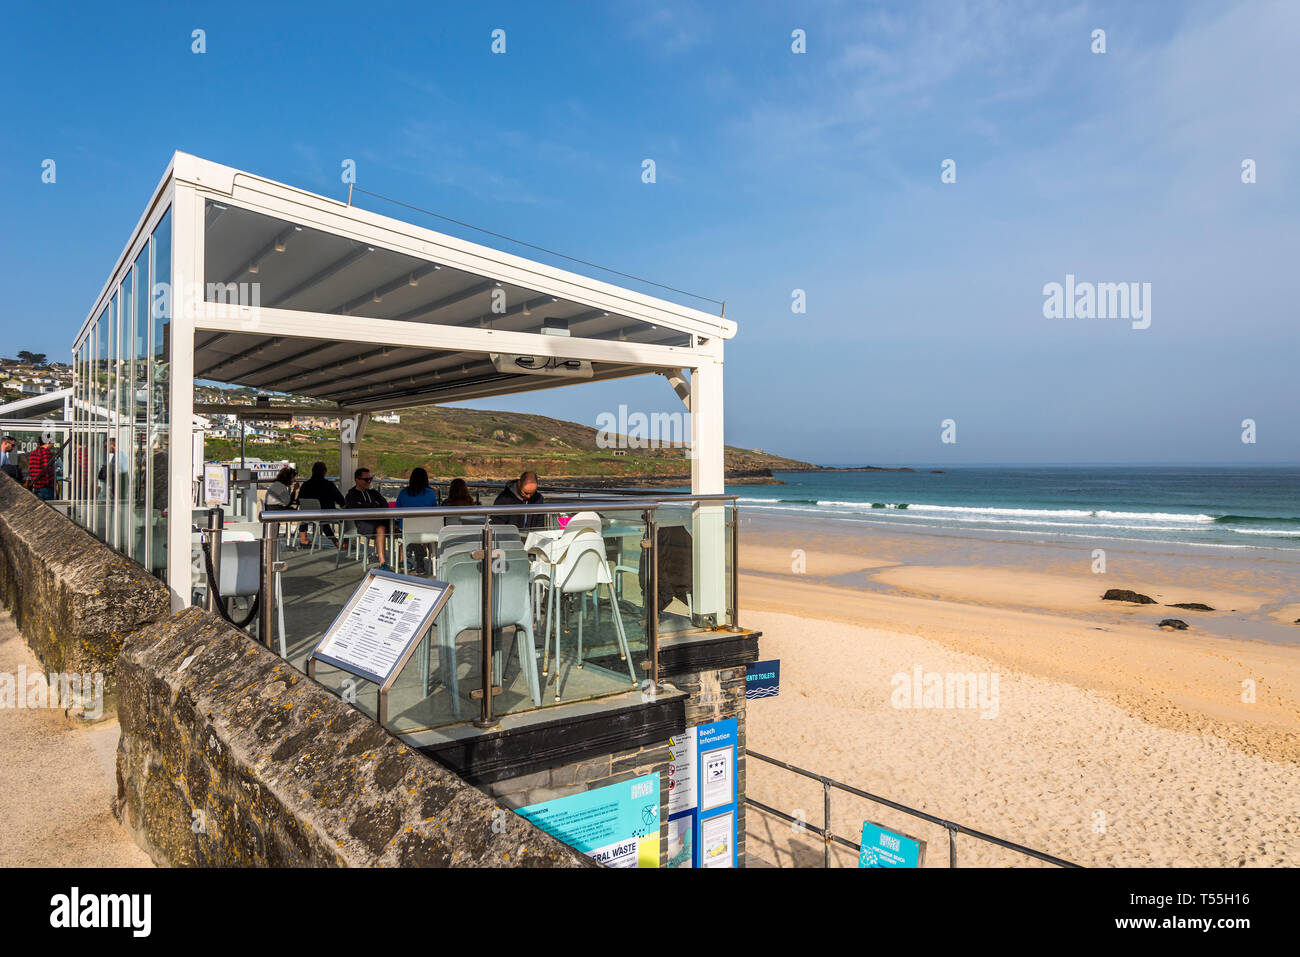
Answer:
307;568;453;725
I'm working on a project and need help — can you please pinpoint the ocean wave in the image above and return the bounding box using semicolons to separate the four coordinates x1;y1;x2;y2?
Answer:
1214;514;1300;526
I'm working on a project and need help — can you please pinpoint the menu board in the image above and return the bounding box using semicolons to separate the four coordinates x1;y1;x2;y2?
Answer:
203;463;230;506
310;570;452;687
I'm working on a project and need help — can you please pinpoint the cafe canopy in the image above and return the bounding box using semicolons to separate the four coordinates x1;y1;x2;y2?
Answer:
68;152;737;606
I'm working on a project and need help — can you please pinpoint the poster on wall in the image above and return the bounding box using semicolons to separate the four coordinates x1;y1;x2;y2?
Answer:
518;773;661;868
666;727;697;868
665;719;740;868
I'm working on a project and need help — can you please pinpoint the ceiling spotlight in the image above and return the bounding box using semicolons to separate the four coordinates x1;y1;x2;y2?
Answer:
408;274;419;287
248;262;259;274
274;240;286;253
372;291;383;302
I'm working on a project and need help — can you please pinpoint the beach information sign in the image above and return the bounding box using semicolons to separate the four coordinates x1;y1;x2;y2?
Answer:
745;659;780;699
858;821;925;868
309;569;452;687
518;773;661;868
696;718;738;868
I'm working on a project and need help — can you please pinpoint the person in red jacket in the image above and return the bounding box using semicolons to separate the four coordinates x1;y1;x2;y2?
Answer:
26;437;56;501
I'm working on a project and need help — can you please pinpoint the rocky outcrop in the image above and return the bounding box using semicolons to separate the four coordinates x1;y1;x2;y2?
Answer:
114;607;589;867
1168;602;1215;611
1158;619;1189;630
0;472;171;696
1101;589;1156;604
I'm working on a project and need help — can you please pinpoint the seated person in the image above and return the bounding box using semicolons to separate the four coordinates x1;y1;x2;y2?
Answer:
395;467;438;572
442;477;482;525
264;467;298;511
345;467;391;569
492;470;544;530
297;461;345;547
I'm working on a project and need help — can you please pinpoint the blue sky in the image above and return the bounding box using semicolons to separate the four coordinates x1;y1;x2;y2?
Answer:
1;0;1296;464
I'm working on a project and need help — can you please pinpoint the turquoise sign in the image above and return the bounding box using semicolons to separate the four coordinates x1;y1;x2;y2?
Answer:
858;821;924;868
518;773;661;868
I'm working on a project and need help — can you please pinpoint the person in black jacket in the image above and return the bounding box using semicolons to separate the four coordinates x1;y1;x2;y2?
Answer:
345;467;391;568
492;471;544;530
297;461;345;546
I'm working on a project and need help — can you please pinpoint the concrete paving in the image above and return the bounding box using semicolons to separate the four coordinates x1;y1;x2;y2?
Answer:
0;607;151;867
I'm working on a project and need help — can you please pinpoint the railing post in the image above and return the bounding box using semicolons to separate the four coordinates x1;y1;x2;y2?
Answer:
948;824;958;867
644;509;659;691
260;520;277;649
205;507;224;616
475;517;496;728
823;779;832;868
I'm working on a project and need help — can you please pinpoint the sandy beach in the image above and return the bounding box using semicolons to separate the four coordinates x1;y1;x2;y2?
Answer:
738;513;1300;867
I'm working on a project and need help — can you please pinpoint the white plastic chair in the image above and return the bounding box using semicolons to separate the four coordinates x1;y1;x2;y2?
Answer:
398;515;444;575
296;497;322;550
541;531;637;699
423;546;540;715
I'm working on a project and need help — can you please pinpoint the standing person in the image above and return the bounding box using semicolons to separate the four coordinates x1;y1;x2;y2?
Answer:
0;436;23;484
297;461;345;547
345;467;391;569
395;467;438;573
493;470;544;530
27;436;57;501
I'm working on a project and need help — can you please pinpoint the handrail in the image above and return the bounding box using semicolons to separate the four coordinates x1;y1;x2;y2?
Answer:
262;493;738;523
746;749;1081;868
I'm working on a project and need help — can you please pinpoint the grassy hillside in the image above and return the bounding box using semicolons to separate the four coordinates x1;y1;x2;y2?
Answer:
202;403;814;484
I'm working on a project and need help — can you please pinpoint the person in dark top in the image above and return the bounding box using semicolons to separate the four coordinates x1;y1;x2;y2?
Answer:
297;461;345;547
492;470;544;530
443;478;476;507
345;466;391;568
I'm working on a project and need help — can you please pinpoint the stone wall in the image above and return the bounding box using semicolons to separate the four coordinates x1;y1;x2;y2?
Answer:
0;473;171;700
114;606;591;867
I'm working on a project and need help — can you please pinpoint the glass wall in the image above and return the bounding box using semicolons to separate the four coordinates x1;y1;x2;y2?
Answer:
149;208;171;580
70;204;171;585
133;246;149;566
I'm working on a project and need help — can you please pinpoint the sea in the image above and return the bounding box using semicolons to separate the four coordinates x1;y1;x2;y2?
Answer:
726;466;1300;552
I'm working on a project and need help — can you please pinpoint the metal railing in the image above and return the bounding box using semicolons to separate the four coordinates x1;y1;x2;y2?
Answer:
746;750;1081;868
256;494;738;728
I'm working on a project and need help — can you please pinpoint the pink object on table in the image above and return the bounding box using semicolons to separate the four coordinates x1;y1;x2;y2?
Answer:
557;515;571;529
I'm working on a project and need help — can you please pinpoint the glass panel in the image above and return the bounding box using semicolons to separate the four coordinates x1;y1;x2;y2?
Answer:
116;274;134;554
106;292;119;548
271;500;653;733
149;210;171;581
93;314;108;540
133;248;150;565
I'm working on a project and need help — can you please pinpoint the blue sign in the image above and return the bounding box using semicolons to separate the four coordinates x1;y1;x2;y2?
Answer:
695;719;738;867
745;659;780;699
858;821;924;868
